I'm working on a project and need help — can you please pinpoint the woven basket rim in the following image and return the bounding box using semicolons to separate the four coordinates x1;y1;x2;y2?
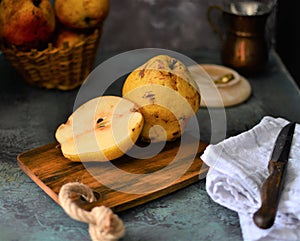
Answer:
0;28;101;57
0;27;102;90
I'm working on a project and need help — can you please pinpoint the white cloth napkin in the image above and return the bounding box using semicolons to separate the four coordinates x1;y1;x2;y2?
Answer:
201;116;300;241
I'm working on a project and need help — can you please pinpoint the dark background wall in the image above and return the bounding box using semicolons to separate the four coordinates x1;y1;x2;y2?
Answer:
99;0;223;53
97;0;299;86
99;0;277;53
275;0;300;86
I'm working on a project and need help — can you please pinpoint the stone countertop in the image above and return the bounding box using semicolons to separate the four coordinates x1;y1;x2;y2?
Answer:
0;49;299;241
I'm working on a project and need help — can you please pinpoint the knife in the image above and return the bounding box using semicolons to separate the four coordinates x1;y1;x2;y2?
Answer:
253;122;296;229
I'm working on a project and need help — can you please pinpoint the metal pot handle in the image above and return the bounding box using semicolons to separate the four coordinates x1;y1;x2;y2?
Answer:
207;5;224;41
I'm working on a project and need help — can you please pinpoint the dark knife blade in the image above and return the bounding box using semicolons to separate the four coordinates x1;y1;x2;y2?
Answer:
253;122;296;229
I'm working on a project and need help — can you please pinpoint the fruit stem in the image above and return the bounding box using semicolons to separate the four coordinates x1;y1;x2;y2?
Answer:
33;0;41;7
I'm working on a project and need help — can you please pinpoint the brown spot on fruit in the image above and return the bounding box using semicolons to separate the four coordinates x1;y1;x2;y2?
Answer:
138;63;150;78
143;91;155;103
172;131;179;136
179;116;186;121
84;17;91;25
139;69;146;78
169;59;177;70
130;107;138;112
169;74;178;91
162;119;169;123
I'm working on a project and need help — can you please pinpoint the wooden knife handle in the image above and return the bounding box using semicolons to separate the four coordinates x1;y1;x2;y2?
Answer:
253;161;287;229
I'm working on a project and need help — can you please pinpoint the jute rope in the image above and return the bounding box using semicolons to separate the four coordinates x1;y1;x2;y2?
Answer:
58;182;125;241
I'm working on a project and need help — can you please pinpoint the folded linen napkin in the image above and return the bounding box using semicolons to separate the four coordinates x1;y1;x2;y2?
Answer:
201;116;300;241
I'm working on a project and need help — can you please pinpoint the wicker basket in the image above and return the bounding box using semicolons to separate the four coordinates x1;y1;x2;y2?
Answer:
0;28;102;90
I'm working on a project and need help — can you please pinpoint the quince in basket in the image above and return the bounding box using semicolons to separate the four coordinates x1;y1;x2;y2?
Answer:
0;0;110;51
54;27;86;48
54;0;109;29
0;0;56;51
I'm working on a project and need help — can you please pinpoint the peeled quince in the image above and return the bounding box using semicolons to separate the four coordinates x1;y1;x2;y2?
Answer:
122;55;200;142
55;96;144;162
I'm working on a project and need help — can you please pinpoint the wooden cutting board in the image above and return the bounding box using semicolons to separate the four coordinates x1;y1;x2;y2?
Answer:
17;138;208;212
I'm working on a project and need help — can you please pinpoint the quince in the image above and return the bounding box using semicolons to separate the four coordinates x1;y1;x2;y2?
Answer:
122;55;200;142
0;0;55;51
54;0;109;29
55;96;144;162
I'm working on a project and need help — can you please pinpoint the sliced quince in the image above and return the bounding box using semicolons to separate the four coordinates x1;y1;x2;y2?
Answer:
55;96;144;162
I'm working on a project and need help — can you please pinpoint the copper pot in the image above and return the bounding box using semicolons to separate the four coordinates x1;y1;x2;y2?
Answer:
207;1;275;76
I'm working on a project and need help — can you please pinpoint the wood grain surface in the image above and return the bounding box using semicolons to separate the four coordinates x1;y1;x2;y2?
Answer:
17;138;208;213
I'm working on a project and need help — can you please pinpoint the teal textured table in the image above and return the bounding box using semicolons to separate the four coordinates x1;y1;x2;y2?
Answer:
0;49;299;241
